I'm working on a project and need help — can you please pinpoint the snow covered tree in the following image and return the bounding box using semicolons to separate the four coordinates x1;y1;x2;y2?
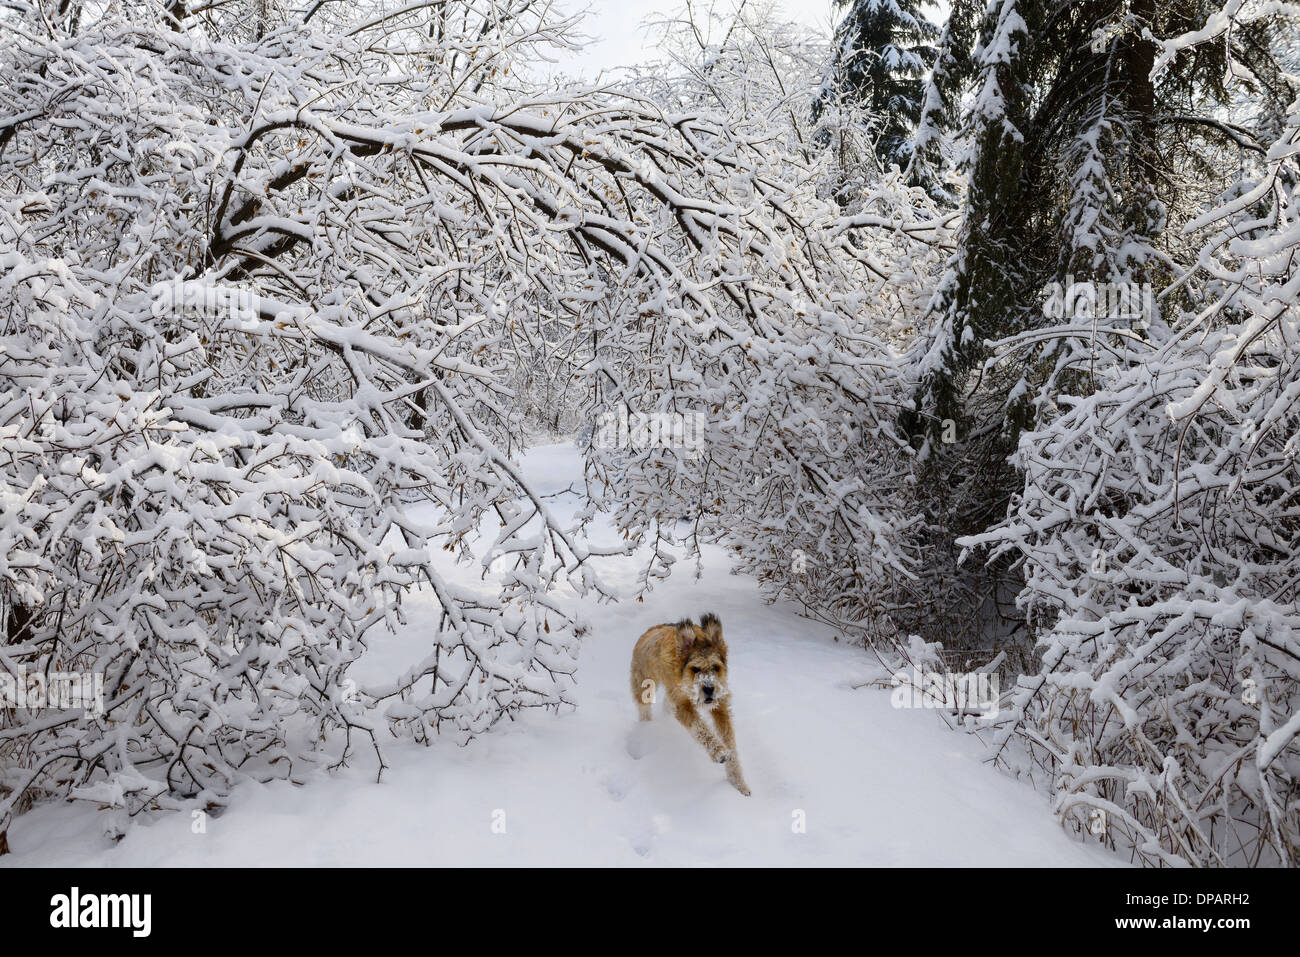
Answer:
905;0;980;202
821;0;941;173
894;0;1287;658
576;3;954;650
968;0;1300;865
889;0;1038;657
0;0;612;845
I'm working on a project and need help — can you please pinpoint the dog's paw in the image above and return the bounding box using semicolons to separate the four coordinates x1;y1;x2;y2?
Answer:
735;783;752;796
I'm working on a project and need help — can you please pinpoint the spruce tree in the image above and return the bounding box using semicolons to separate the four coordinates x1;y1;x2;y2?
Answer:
906;0;980;201
823;0;941;172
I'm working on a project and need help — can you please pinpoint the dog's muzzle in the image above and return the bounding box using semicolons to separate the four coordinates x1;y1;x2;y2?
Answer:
701;683;716;704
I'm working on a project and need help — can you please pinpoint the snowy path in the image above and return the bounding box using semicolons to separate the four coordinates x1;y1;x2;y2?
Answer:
2;443;1120;867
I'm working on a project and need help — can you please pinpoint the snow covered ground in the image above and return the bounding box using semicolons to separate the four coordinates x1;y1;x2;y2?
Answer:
1;442;1121;867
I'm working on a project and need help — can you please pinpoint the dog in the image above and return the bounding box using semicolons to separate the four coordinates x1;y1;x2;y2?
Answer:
629;612;750;795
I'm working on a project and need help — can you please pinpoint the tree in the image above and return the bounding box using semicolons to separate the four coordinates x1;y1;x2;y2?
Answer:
905;0;981;201
0;0;608;843
895;0;1289;657
585;2;955;649
968;0;1300;865
822;0;941;173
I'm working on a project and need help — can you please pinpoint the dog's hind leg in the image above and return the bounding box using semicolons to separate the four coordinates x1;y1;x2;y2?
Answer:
673;700;729;763
710;704;751;795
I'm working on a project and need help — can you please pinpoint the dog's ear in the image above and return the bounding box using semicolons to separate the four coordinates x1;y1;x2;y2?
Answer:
676;621;696;656
700;612;723;648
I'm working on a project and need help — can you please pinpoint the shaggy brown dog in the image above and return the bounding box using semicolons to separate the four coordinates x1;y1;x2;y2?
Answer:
629;612;750;795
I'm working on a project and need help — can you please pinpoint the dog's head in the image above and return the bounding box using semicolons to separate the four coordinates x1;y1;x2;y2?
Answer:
674;613;728;708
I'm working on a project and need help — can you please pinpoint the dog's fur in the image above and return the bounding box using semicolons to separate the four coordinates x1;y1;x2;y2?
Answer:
629;612;750;795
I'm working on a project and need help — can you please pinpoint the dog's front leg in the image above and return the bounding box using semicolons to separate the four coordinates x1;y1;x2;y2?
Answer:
673;700;730;764
710;704;751;796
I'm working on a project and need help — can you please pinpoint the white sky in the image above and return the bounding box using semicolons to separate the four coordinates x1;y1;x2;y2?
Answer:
542;0;842;81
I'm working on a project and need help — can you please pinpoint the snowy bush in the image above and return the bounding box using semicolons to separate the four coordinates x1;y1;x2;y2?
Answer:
0;0;619;837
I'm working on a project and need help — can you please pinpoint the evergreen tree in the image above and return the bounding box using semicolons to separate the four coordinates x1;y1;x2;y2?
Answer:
895;0;1291;653
906;0;981;201
823;0;941;172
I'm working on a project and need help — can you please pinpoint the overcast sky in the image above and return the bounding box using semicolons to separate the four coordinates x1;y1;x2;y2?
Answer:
542;0;842;80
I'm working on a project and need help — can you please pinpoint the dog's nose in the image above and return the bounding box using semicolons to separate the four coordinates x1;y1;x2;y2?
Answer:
702;685;714;699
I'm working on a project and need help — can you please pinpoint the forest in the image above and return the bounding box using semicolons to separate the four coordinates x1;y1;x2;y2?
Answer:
0;0;1297;868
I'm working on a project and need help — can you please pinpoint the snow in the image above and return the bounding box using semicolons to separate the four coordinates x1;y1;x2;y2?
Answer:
1;441;1120;867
